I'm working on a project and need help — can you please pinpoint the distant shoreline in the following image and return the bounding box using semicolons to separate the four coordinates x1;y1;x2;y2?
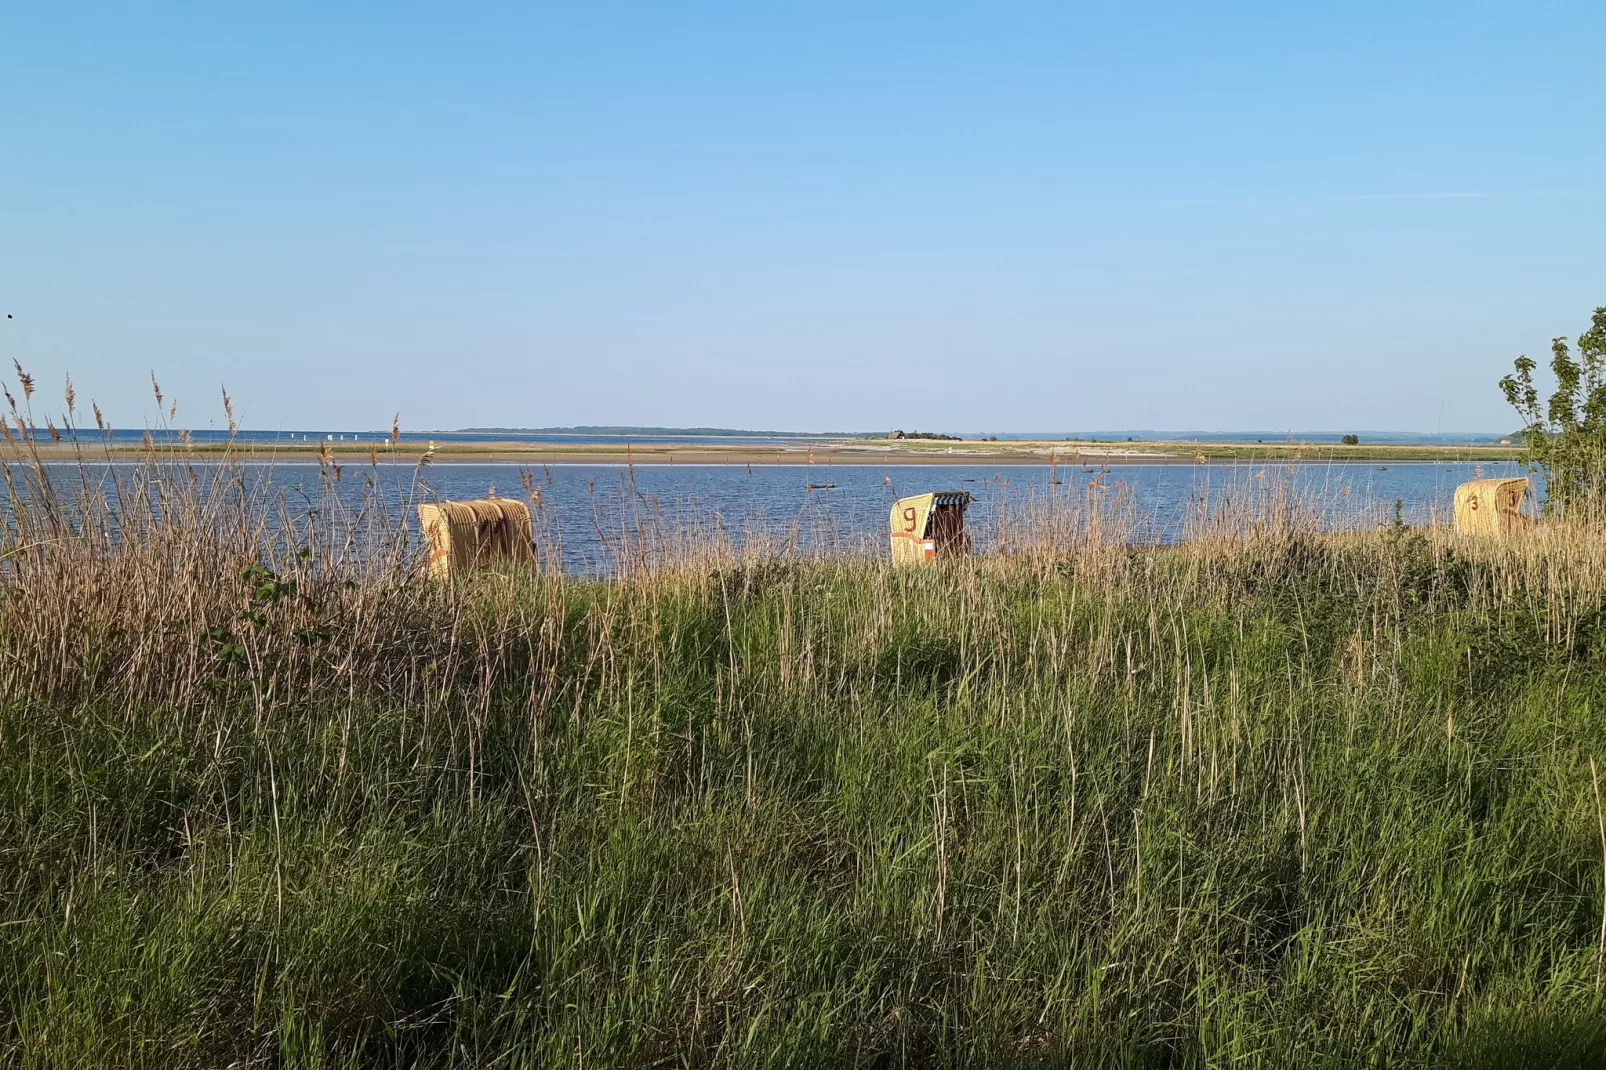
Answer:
1;437;1527;466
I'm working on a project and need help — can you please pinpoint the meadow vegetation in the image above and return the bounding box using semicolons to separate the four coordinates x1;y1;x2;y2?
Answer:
3;376;1606;1067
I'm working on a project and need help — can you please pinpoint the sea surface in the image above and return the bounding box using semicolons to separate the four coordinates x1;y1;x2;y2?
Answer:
91;429;843;447
20;459;1525;575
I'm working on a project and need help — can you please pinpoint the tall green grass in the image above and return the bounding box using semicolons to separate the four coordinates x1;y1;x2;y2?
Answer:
3;385;1606;1065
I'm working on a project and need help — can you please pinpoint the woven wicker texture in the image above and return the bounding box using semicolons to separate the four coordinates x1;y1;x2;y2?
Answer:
417;497;535;579
888;492;971;565
1452;478;1531;536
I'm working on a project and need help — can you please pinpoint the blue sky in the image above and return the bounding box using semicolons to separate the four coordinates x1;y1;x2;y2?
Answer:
2;2;1602;433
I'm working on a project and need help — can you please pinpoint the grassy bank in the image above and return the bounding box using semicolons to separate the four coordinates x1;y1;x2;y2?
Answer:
2;435;1605;1066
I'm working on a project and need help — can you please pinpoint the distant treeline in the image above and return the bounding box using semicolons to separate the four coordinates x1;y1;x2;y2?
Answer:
887;429;962;441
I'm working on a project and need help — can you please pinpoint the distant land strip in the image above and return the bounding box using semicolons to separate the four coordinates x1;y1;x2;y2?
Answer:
7;436;1528;466
453;426;1517;446
455;426;855;438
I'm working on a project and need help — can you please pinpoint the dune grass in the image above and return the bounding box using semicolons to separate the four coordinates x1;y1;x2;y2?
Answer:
2;388;1606;1066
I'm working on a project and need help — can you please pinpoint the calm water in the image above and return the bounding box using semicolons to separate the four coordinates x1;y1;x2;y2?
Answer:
47;459;1518;574
92;429;843;447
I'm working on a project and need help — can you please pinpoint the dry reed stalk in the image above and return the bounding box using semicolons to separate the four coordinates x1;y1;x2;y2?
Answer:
3;405;1603;1065
1594;756;1606;990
